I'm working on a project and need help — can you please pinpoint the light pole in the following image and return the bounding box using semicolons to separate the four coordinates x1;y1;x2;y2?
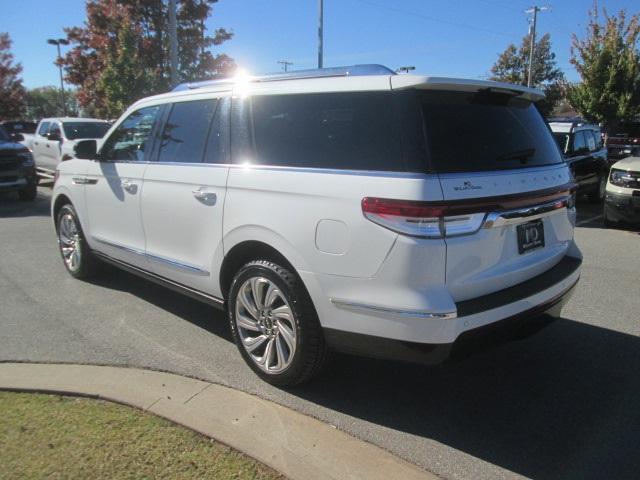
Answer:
47;38;69;116
525;6;548;88
317;0;323;68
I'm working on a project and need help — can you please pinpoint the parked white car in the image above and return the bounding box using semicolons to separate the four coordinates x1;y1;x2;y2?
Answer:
604;154;640;226
29;117;111;181
51;65;582;385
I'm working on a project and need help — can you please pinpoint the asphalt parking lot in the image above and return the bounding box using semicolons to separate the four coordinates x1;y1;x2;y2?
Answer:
1;185;639;480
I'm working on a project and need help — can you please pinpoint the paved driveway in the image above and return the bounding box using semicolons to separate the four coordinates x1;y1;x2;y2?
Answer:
1;186;639;480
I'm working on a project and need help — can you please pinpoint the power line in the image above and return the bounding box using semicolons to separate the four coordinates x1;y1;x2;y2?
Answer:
354;0;519;38
277;60;294;72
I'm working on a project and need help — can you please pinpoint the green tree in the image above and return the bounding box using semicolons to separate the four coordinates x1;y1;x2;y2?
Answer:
0;32;26;120
61;0;234;117
567;6;640;131
490;33;565;116
25;86;78;119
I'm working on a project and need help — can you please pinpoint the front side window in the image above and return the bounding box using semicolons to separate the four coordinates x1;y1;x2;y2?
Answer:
48;123;61;138
101;106;160;162
249;92;400;171
157;99;217;163
37;122;50;136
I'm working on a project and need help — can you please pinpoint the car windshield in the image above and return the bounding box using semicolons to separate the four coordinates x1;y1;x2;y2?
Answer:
63;122;111;140
0;126;9;142
420;90;564;173
552;132;570;153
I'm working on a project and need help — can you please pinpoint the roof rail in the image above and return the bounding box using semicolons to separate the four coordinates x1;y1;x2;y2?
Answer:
172;64;396;92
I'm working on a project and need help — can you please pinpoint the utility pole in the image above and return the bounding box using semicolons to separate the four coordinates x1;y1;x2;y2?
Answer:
525;5;548;88
47;38;69;116
317;0;323;68
169;0;179;87
277;60;294;72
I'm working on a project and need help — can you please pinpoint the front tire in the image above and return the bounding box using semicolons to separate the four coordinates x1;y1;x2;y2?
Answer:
228;260;328;386
18;184;37;201
588;175;607;203
56;204;100;279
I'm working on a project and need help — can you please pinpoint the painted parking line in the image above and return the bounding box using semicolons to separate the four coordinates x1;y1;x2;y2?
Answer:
576;214;604;226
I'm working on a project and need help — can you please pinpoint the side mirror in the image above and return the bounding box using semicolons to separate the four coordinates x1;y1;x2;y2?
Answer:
74;139;98;160
10;132;24;142
47;131;61;142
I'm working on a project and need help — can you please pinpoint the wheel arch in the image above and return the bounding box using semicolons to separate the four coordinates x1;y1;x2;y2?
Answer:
220;240;300;301
52;192;72;229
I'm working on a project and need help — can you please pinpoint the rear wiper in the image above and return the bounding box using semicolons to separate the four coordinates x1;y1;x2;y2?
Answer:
496;148;536;164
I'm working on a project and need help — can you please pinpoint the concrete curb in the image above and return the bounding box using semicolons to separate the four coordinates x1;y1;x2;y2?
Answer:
0;362;436;480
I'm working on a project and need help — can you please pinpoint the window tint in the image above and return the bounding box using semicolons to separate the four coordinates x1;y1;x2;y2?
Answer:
101;106;160;162
204;97;230;164
573;131;587;153
63;122;111;140
37;122;50;136
250;92;400;171
158;99;217;163
420;90;563;172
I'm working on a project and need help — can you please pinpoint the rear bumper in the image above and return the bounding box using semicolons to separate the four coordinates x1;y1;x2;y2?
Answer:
605;191;640;223
323;254;581;364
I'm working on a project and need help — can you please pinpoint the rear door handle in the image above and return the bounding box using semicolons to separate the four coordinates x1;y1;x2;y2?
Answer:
121;180;138;194
192;187;216;204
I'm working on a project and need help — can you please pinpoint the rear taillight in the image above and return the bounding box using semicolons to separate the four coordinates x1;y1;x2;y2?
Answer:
361;197;484;238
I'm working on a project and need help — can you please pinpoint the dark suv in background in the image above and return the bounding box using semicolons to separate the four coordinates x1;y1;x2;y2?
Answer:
0;125;37;201
548;117;608;203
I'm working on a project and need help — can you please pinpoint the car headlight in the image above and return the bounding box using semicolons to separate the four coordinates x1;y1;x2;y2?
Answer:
18;151;34;166
609;169;637;188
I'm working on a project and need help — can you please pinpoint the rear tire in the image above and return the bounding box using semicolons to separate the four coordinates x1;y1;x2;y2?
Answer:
588;175;606;203
228;260;329;386
56;204;100;279
18;184;37;201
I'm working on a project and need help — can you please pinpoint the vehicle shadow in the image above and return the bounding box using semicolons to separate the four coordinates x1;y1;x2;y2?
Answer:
0;188;51;218
291;319;640;480
86;265;233;343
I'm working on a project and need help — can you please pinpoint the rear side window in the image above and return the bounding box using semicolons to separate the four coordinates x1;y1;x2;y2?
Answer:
249;92;401;171
157;99;217;164
37;122;50;136
420;90;563;173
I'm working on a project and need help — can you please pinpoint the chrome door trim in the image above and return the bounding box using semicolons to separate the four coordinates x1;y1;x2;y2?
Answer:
145;251;210;276
92;236;210;276
482;196;571;229
93;236;145;256
330;298;457;320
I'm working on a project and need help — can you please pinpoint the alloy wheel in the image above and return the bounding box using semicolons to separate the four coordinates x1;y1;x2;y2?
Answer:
234;276;297;374
58;213;82;272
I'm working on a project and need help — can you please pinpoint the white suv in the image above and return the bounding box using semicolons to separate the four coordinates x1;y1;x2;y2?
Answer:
51;65;582;385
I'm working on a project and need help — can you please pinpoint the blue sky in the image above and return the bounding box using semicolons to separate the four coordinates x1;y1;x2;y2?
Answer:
2;0;638;89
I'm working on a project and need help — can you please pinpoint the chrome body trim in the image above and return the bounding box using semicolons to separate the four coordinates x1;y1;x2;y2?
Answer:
330;298;457;320
92;236;210;276
145;251;210;276
483;197;570;228
72;176;98;185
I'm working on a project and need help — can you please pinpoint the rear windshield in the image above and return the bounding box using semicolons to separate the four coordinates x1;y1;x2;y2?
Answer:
63;122;111;140
420;90;563;173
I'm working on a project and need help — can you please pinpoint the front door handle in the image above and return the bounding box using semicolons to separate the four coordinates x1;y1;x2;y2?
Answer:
192;187;217;205
121;180;138;194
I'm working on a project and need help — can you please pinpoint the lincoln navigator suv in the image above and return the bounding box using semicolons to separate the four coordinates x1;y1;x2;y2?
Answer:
51;65;582;386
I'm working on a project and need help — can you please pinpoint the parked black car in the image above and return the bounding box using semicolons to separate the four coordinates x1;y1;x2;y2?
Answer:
0;126;37;201
548;117;609;203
